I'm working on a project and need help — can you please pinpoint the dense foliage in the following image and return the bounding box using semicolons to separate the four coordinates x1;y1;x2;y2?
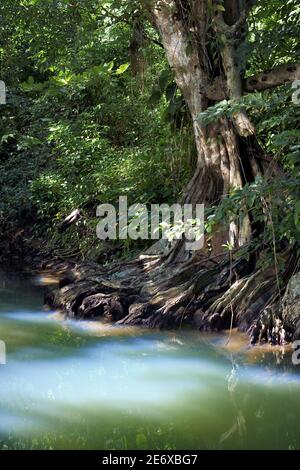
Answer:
0;0;194;259
0;0;299;262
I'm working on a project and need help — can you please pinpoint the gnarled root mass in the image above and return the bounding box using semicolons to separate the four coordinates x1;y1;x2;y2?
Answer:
45;246;300;345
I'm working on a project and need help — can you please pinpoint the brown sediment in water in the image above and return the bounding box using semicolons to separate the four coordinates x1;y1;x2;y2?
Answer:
219;329;250;353
49;310;146;338
33;273;60;286
202;328;294;363
200;328;250;354
45;310;295;368
245;342;293;364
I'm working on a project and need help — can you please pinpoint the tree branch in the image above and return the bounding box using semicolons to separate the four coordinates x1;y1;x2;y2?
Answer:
205;62;300;101
244;62;300;92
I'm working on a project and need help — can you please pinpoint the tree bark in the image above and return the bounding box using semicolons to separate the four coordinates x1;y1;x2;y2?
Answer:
205;62;300;100
244;63;300;92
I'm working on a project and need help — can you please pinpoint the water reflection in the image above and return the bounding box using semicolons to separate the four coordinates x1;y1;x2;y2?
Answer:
0;271;300;450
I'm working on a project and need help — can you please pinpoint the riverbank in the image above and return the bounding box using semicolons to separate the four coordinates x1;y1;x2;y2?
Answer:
16;251;298;347
2;245;299;347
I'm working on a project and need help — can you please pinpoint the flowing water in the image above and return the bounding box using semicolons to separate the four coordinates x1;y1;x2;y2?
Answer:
0;270;300;450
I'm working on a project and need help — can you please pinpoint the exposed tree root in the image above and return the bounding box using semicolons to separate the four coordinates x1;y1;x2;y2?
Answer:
45;245;300;345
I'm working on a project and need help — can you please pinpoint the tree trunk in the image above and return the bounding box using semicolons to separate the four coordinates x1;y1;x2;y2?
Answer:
150;0;264;259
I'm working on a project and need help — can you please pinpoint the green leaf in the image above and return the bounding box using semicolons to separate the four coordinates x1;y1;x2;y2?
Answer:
1;133;15;143
115;63;130;75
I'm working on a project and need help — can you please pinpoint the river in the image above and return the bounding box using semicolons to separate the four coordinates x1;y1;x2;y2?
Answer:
0;270;300;450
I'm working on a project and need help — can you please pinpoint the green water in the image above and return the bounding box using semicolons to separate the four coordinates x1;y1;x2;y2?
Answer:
0;270;300;450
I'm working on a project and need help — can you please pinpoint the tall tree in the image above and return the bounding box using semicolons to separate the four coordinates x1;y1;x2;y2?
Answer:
143;0;299;258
